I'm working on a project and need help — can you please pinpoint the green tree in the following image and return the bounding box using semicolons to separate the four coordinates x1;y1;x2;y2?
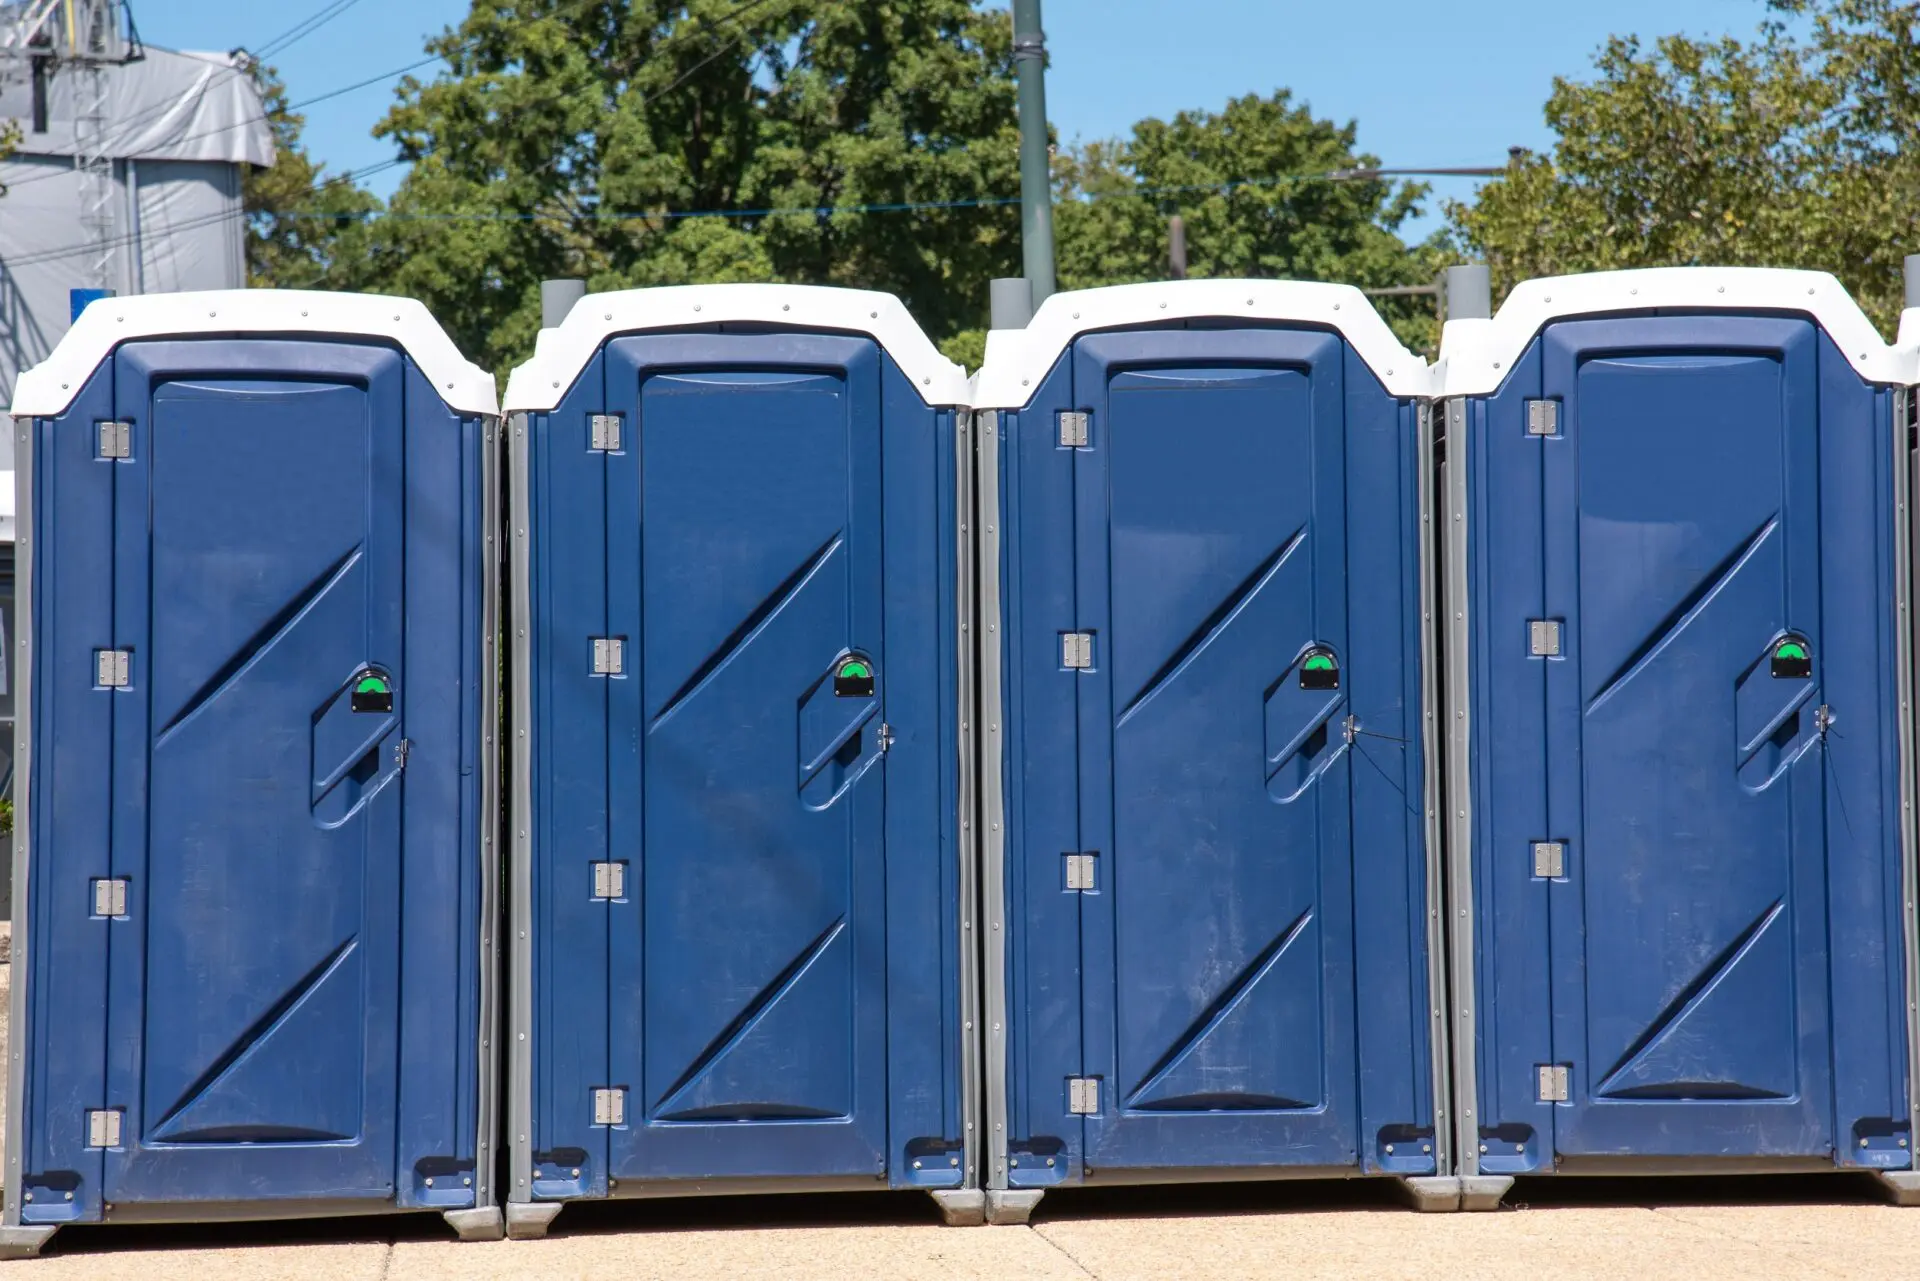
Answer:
244;63;384;290
1450;1;1920;332
362;0;1022;372
0;115;18;196
1052;91;1446;351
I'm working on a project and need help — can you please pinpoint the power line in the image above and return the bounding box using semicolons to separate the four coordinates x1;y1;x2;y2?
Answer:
254;0;367;61
2;158;1503;270
272;163;1505;226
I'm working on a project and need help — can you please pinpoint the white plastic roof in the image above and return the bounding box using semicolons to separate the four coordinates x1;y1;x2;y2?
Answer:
10;289;498;418
1438;267;1915;396
502;283;970;412
970;279;1432;409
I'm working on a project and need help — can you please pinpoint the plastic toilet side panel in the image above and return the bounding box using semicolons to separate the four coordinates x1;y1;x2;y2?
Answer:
18;362;117;1224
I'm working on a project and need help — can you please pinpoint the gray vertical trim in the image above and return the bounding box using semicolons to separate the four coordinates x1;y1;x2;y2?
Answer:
1893;386;1920;1168
3;413;33;1227
955;411;981;1188
976;411;1012;1192
474;415;503;1207
123;159;141;296
507;413;536;1204
1415;401;1453;1174
1441;396;1483;1176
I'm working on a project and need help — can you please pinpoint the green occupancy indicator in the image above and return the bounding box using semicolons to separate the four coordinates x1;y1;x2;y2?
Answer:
1299;647;1340;691
351;668;395;713
834;654;876;698
1771;635;1812;679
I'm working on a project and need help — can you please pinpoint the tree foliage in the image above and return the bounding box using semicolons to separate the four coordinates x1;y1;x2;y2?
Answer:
243;64;384;291
0;116;18;196
354;0;1022;371
1054;91;1444;350
1450;0;1920;332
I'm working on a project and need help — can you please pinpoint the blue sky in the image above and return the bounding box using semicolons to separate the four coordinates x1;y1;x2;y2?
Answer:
139;0;1772;240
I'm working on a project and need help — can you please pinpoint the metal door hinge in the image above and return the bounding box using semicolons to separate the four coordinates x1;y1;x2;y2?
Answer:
592;637;624;675
1532;842;1565;879
592;1087;627;1126
92;878;128;918
1065;852;1097;891
86;1108;122;1148
589;414;623;451
877;723;895;753
1526;400;1559;437
591;861;626;900
1061;632;1093;669
393;739;412;772
97;420;132;459
1816;704;1835;736
1529;620;1562;657
1067;1077;1101;1115
1058;411;1090;448
95;649;130;688
1537;1064;1570;1102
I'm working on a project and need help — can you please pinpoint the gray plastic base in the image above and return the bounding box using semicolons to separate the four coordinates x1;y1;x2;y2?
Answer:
0;1226;57;1259
444;1206;505;1241
1459;1175;1514;1211
984;1189;1044;1225
1873;1171;1920;1206
929;1188;986;1226
1396;1176;1463;1212
505;1200;564;1240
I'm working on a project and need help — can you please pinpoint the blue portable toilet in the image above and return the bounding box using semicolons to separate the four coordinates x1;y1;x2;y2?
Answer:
501;285;980;1236
0;291;503;1254
1437;267;1920;1207
971;280;1455;1221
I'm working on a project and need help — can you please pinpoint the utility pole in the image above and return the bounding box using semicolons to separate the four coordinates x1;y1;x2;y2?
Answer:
1011;0;1056;307
1168;215;1187;280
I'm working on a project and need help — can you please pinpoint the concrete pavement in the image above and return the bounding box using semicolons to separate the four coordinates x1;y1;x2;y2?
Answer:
9;1176;1920;1278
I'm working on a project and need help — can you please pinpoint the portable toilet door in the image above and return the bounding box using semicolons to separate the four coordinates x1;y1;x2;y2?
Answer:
971;281;1453;1222
502;285;980;1237
0;292;502;1256
1438;268;1920;1208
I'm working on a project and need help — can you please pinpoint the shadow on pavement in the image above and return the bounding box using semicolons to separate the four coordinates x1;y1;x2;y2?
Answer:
1029;1171;1893;1223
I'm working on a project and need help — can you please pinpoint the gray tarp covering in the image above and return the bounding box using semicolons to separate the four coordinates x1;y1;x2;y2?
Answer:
0;44;272;165
0;46;270;414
